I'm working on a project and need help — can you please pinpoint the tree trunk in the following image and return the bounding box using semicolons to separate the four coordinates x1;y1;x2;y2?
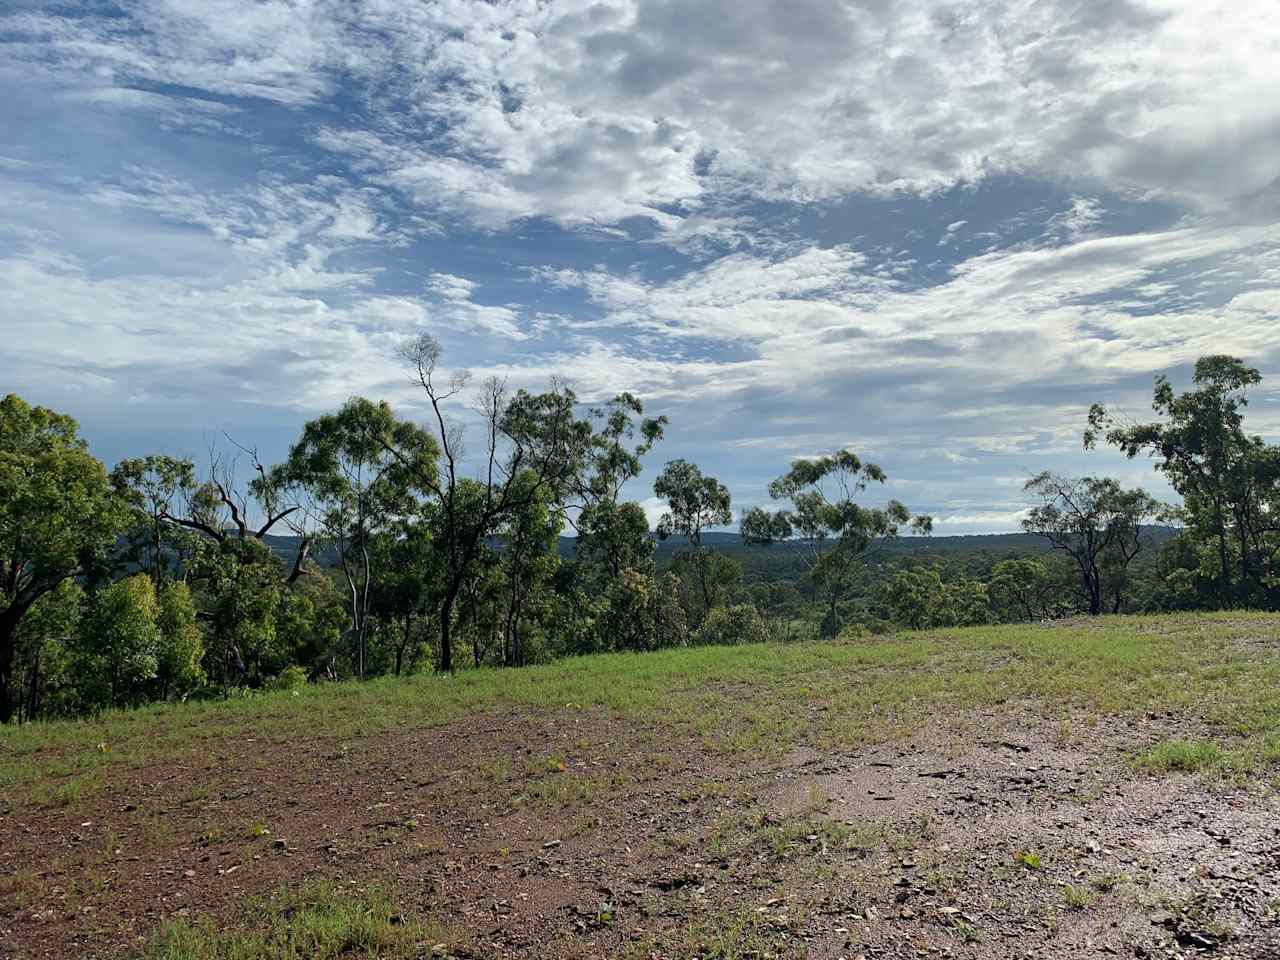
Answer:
0;606;21;725
396;614;411;677
439;590;457;673
696;548;712;620
26;647;41;723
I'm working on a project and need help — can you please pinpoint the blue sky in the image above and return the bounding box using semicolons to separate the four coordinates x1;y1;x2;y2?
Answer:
3;0;1279;533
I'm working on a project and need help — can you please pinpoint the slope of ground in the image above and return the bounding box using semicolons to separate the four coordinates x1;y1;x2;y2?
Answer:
3;613;1280;959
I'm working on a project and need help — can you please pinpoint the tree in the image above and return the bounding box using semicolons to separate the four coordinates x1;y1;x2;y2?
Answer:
111;455;197;585
988;558;1056;622
0;395;130;723
1022;473;1159;615
275;397;438;679
155;581;205;700
73;574;161;711
881;566;990;630
695;604;768;647
114;445;312;586
194;537;284;691
11;580;82;722
1086;356;1280;609
741;451;931;636
369;520;439;676
654;459;733;621
573;394;667;586
398;335;591;672
496;473;562;667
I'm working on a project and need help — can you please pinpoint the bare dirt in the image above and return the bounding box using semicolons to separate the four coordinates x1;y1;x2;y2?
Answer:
3;703;1280;959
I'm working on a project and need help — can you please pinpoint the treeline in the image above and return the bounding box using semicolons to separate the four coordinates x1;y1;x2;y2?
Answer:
1;351;1276;722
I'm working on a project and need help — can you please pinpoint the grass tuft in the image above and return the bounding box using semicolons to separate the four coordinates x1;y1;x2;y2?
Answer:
1137;739;1224;774
142;881;459;960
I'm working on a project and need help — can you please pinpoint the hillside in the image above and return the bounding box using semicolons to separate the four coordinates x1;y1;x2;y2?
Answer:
261;526;1183;567
3;612;1279;958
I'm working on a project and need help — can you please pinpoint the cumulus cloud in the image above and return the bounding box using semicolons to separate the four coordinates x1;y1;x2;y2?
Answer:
3;0;1280;528
7;0;1279;234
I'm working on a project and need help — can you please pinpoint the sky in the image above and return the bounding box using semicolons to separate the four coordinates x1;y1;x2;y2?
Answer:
3;0;1280;534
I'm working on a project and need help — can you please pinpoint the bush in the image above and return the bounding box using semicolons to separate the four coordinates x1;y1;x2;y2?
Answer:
269;666;308;692
695;604;767;647
836;622;871;642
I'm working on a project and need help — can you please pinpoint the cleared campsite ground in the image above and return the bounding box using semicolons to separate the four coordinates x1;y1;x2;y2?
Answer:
4;613;1280;958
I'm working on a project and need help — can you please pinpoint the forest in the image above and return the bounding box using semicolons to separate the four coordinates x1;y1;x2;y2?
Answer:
3;347;1277;724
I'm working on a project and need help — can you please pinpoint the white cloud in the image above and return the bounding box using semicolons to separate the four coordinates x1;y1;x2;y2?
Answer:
10;1;1279;234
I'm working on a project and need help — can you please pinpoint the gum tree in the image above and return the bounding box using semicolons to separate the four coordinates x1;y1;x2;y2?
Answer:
0;395;130;722
653;459;733;620
742;451;931;636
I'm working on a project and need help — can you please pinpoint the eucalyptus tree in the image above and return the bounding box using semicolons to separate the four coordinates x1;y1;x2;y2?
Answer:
572;394;667;585
496;472;562;667
112;446;311;585
274;397;439;679
1086;355;1280;609
741;451;931;636
398;335;592;672
370;520;439;676
653;459;733;620
0;395;131;723
1021;472;1159;615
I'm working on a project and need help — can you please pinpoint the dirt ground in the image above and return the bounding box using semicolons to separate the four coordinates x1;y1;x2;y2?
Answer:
3;703;1280;959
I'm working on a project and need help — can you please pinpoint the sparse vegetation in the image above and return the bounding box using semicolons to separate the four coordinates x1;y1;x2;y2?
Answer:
142;881;458;960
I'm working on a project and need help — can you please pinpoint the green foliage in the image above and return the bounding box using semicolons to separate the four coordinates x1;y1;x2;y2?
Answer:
880;566;991;630
195;539;284;691
1138;739;1224;773
155;582;205;699
276;396;439;679
654;459;736;625
11;579;83;721
988;558;1057;622
0;394;131;722
143;881;446;960
741;450;930;636
1087;356;1280;610
269;665;309;692
696;604;768;647
576;499;654;586
73;574;161;711
1022;472;1160;615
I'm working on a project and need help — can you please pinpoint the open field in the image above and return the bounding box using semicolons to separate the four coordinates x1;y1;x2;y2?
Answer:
5;613;1280;958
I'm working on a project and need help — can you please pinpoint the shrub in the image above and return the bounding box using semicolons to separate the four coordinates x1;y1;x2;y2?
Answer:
269;666;308;692
695;604;767;647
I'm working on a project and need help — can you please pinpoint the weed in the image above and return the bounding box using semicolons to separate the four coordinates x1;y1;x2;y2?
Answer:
1063;884;1096;910
1091;872;1125;892
1013;850;1043;870
142;881;462;959
1138;739;1224;774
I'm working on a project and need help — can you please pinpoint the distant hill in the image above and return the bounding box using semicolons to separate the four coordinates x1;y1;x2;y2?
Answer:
259;527;1181;567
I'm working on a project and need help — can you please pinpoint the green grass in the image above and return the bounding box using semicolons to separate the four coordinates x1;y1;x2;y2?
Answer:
1137;738;1225;773
6;612;1280;810
142;881;459;959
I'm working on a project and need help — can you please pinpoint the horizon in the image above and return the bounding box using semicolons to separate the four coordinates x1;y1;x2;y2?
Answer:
4;1;1279;533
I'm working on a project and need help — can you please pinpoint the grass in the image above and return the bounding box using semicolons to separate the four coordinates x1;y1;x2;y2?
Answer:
142;881;461;959
9;612;1280;957
6;612;1280;811
1137;739;1225;773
